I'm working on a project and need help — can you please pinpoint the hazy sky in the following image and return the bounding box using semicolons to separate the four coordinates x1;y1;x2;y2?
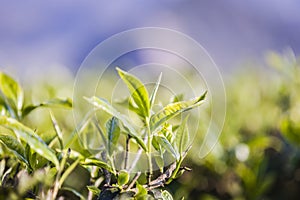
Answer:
0;0;299;74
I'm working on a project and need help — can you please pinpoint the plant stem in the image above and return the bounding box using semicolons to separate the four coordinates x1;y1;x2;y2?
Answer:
146;119;153;184
124;136;130;170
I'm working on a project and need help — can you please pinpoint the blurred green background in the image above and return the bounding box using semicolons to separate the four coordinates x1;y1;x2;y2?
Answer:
1;1;300;199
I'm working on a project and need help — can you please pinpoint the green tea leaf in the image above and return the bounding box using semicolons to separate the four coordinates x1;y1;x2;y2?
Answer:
81;158;113;173
87;185;101;196
61;187;85;200
106;117;120;155
0;72;24;119
116;97;144;118
116;67;150;119
149;73;162;109
59;158;80;187
175;116;189;156
0;116;59;168
84;96;147;151
117;170;129;186
22;98;72;117
50;112;63;149
154;154;164;173
154;135;179;160
150;91;207;131
0;134;28;165
161;190;173;200
135;182;147;199
170;94;184;103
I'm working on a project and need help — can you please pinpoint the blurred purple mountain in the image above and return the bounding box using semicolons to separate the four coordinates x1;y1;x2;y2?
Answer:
0;0;299;73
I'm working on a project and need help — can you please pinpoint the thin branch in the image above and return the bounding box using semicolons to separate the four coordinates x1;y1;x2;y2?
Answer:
101;151;111;186
124;136;130;170
128;135;148;173
125;171;141;191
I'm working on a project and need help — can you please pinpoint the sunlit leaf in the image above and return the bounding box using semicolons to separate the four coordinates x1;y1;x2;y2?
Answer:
170;94;184;103
81;158;113;173
84;96;147;151
150;91;207;131
0;116;59;168
116;67;150;119
106;117;121;155
154;135;179;160
135;182;147;199
0;72;24;119
87;185;101;196
22;98;72;117
50;112;63;149
115;97;144;117
117;170;129;186
161;190;173;200
149;73;162;109
175;116;189;156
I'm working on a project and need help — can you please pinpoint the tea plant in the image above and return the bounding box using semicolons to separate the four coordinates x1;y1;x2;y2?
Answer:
0;68;207;199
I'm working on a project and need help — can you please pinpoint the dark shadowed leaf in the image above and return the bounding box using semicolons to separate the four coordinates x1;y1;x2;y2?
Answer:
0;134;28;165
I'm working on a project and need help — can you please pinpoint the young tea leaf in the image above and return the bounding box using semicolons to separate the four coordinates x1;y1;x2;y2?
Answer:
154;135;179;160
22;98;72;117
84;96;147;151
50;112;63;149
81;158;113;173
150;91;207;131
0;116;59;168
116;67;150;119
117;170;129;186
161;190;173;200
0;134;28;165
175;116;189;156
87;185;101;196
106;117;121;155
149;73;162;109
135;182;148;199
0;72;24;119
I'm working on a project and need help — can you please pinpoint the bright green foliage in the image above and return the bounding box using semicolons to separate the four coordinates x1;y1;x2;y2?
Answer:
0;72;24;119
150;92;206;131
84;96;147;151
117;170;129;186
0;67;206;200
117;67;150;119
0;116;59;168
175;116;189;157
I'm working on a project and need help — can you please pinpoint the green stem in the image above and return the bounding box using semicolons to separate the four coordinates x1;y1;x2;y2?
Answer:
166;157;183;185
146;119;153;184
